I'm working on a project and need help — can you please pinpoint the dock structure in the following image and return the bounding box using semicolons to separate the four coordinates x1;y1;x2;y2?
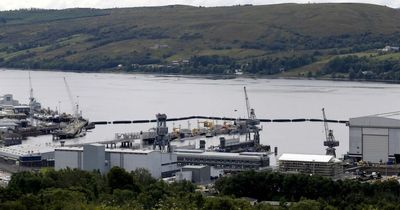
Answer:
175;149;270;170
65;131;158;149
52;120;88;140
101;131;157;148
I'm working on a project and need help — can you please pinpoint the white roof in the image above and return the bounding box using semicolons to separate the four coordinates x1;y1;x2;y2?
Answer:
278;153;335;163
0;144;56;159
349;116;400;128
56;146;156;154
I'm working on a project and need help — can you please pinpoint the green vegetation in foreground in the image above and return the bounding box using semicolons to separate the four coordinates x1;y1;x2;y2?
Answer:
0;4;399;80
1;168;400;209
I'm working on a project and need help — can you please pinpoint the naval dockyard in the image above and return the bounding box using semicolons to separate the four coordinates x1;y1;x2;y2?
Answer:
2;73;400;185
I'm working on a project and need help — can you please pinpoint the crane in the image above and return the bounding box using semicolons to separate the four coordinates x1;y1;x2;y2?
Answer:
244;86;256;120
63;77;79;120
29;72;33;103
322;108;339;157
243;86;260;144
28;72;41;117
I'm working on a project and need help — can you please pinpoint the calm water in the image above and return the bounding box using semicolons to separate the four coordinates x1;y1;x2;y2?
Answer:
1;69;400;163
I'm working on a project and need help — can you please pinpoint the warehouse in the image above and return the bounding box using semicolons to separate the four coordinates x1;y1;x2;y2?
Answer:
348;116;400;163
55;144;178;178
175;149;270;170
278;153;343;179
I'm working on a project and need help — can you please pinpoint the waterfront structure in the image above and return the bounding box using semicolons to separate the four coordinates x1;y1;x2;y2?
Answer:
175;149;270;170
348;116;400;163
55;144;178;178
278;153;343;179
0;94;20;107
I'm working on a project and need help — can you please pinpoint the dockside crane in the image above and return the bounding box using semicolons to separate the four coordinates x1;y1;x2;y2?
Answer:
29;72;34;116
29;72;33;105
244;86;261;145
322;108;339;157
63;77;80;120
52;78;86;140
28;72;41;117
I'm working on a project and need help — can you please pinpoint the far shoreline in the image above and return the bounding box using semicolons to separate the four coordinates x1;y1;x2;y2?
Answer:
1;67;399;85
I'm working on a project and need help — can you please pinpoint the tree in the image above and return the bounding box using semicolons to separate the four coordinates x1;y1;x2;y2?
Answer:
107;167;139;192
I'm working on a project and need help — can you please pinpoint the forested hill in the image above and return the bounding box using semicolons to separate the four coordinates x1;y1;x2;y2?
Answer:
0;3;399;78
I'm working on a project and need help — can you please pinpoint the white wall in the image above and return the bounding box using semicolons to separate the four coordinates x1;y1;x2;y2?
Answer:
121;152;161;178
55;150;82;170
349;127;362;155
389;129;400;156
55;149;177;178
161;152;178;174
109;152;122;168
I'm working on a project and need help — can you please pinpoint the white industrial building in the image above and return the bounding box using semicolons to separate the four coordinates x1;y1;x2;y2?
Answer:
348;116;400;163
0;94;20;107
175;149;270;170
278;153;343;179
55;144;178;178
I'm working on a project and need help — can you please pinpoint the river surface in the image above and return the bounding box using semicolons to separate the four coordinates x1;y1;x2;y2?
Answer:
1;69;400;165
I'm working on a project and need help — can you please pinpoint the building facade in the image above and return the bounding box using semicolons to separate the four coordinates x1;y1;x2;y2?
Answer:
55;144;178;178
278;153;343;179
348;116;400;163
175;149;270;170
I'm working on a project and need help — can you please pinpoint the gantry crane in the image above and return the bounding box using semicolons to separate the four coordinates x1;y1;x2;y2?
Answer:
244;86;261;145
322;108;339;157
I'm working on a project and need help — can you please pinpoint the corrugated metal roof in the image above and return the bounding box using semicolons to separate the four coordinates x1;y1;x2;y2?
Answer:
349;116;400;128
278;153;335;163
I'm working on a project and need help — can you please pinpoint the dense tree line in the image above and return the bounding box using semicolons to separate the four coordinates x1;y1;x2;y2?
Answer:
241;32;400;54
3;168;400;209
126;55;238;75
321;55;400;81
244;55;316;75
215;170;400;209
0;167;256;210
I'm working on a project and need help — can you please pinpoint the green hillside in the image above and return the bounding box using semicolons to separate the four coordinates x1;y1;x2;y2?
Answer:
0;3;399;76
